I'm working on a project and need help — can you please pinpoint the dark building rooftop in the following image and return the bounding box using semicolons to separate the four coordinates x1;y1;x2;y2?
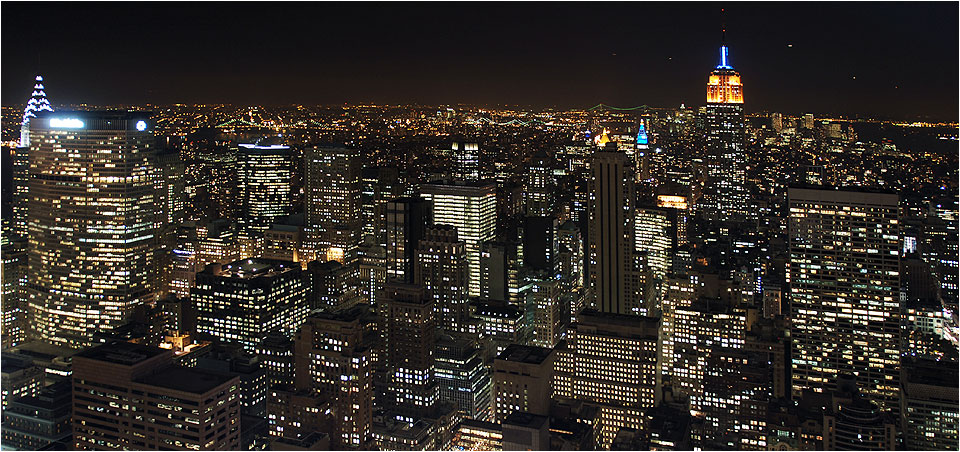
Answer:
496;344;553;365
73;341;168;366
137;366;236;395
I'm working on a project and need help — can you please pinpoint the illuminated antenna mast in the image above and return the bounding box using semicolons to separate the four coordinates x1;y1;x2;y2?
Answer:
20;75;54;147
717;8;733;69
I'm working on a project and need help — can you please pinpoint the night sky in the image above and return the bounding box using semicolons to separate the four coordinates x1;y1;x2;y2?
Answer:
2;2;957;120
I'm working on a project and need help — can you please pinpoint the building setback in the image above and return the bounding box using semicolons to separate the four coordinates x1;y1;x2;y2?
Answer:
71;341;241;450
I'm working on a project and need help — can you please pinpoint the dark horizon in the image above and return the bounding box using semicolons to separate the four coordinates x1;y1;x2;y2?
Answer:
2;2;958;121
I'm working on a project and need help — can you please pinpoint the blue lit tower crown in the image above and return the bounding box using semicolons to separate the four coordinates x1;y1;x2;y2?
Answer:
20;75;54;147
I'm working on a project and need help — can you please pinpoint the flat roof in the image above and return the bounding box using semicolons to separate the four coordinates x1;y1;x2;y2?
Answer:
496;344;553;364
137;366;236;395
74;341;168;366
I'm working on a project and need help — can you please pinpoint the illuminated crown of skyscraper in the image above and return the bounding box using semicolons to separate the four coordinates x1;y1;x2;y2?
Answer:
20;75;54;146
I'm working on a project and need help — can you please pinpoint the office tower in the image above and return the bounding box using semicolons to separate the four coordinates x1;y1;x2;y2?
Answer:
900;358;959;450
237;142;293;246
788;188;901;412
1;353;43;413
452;141;480;181
634;206;675;282
384;197;432;283
421;181;497;297
12;75;53;237
1;380;72;450
523;150;555;216
672;298;747;400
557;221;585;318
27;111;159;348
480;241;521;305
524;273;565;348
383;283;438;414
702;44;749;221
1;232;27;349
770;112;783;132
305;145;362;264
658;276;697;379
170;220;242;298
294;308;373;448
560;310;659;448
262;224;303;263
307;260;361;312
522;216;559;273
71;341;241;450
436;335;492;421
587;149;640;315
415;225;469;334
693;348;772;449
257;332;295;388
472;301;528;360
194;349;268;418
821;377;898;451
266;387;334;446
193;259;309;350
492;344;555;422
802;113;815;130
361;167;402;244
357;242;387;307
155;150;186;297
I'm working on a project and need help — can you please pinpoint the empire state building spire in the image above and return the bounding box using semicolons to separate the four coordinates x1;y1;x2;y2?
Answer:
20;75;54;147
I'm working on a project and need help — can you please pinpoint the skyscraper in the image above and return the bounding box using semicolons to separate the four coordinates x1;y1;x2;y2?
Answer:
27;111;159;348
12;75;54;238
523;150;555;217
788;187;901;412
384;197;433;283
451;141;480;181
383;283;438;414
702;44;749;221
237;142;293;246
421;181;497;298
193;259;309;350
415;225;469;334
305;145;362;264
587;149;640;315
294;308;373;448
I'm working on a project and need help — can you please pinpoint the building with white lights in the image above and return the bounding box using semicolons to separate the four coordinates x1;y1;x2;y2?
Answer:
26;111;159;348
421;181;496;298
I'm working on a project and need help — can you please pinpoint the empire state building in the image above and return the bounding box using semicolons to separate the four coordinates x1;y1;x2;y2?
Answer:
701;45;750;222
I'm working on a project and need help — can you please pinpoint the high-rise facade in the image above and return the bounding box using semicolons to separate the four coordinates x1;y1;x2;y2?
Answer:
26;111;159;348
421;181;497;298
788;187;901;412
415;225;469;334
305;145;362;263
193;259;309;350
71;341;241;450
294;308;373;449
383;283;438;414
702;45;749;222
237;143;293;241
559;310;659;448
452;141;480;181
523;150;555;217
384;197;433;283
587;149;639;315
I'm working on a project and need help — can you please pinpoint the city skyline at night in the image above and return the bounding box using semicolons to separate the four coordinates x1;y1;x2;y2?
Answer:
0;2;958;452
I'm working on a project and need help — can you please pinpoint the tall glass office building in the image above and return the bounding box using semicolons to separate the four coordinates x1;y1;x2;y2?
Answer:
26;111;159;348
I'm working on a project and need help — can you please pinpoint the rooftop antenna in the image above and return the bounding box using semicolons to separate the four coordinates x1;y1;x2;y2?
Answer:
718;8;731;69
